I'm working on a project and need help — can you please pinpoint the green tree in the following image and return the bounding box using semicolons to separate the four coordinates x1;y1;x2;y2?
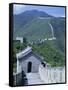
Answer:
23;37;27;46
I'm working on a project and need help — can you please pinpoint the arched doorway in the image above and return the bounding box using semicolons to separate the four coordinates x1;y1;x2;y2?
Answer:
27;62;32;73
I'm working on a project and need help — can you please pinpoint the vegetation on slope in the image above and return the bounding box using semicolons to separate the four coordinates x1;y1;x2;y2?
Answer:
13;41;65;68
32;43;65;67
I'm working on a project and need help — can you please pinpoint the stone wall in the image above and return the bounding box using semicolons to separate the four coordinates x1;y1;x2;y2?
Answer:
19;54;41;73
13;71;28;86
39;64;65;83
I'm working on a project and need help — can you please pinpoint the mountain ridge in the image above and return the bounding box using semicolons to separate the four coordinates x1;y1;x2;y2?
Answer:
13;10;65;53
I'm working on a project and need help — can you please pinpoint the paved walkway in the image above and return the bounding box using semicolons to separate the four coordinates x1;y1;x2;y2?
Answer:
26;73;45;85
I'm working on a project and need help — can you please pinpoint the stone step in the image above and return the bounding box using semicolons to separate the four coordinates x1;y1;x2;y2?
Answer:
26;73;44;85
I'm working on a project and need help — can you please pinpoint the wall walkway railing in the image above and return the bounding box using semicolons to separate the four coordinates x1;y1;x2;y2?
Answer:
39;65;65;83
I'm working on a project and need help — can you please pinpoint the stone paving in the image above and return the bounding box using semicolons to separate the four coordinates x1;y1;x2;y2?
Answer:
26;73;45;85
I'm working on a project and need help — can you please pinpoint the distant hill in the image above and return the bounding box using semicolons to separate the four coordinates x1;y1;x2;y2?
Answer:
13;10;65;53
13;10;53;34
14;17;53;41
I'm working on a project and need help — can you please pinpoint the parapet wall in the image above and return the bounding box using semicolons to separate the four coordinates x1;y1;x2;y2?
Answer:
39;64;65;83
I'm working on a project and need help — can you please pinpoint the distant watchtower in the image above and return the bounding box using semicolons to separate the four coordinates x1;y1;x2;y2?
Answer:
16;37;23;43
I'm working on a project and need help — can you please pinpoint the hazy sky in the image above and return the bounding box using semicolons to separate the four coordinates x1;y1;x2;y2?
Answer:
13;4;65;17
